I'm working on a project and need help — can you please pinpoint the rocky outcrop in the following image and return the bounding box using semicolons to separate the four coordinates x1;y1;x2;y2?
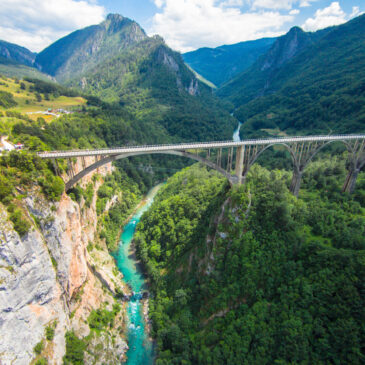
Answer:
0;163;129;364
0;205;68;364
261;27;311;72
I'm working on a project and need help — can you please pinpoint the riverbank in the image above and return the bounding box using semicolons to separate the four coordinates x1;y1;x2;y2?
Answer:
114;184;163;365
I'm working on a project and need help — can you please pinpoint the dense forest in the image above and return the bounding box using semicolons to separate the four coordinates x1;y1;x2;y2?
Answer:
135;159;365;364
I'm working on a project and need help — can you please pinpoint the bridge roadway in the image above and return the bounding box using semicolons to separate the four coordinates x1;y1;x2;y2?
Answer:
37;134;365;159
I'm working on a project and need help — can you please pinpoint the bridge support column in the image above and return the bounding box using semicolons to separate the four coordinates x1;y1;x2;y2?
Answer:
52;159;60;176
290;168;303;197
342;139;365;194
235;146;244;184
342;168;359;193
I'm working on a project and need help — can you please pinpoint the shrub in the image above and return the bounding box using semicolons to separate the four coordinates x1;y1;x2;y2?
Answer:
46;325;55;341
39;174;65;201
10;209;30;236
0;175;13;203
63;331;86;365
88;308;114;331
34;340;44;354
35;358;47;365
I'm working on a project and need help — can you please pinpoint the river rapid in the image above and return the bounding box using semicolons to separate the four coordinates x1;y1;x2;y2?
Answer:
114;185;162;365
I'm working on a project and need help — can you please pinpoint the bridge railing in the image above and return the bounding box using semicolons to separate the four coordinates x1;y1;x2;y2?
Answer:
37;134;365;158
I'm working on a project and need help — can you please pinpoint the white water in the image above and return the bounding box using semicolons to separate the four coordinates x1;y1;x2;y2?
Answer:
233;122;242;142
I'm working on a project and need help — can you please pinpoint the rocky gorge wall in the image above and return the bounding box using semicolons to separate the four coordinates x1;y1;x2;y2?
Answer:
0;161;130;364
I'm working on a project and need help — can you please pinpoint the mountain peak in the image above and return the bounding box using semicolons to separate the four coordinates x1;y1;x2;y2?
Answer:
288;26;305;34
106;13;124;22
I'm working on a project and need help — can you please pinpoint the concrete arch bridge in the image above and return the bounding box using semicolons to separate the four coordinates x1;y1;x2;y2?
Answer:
38;134;365;196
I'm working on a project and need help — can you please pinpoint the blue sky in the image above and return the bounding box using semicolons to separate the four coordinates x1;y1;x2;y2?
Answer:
0;0;363;52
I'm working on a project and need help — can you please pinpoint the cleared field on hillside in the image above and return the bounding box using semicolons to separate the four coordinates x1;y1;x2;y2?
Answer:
0;76;86;120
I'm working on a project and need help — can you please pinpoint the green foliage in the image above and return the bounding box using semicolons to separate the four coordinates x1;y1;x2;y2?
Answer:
83;183;94;208
88;307;116;331
136;162;365;364
25;77;78;98
135;164;228;286
0;90;17;108
35;358;47;365
63;331;86;365
33;340;44;355
96;169;141;250
0;174;14;203
9;208;30;236
46;325;55;341
39;174;65;201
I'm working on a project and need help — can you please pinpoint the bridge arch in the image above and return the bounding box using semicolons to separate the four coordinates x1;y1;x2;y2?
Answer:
239;139;358;195
65;150;237;191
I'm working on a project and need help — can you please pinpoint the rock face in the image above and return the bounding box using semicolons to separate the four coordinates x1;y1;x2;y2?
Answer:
260;27;312;72
0;206;68;364
0;163;129;364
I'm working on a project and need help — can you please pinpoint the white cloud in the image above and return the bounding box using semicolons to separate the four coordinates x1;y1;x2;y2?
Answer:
350;6;363;18
289;9;300;15
299;0;318;7
250;0;318;10
221;0;244;6
0;0;105;52
150;0;294;52
251;0;295;10
302;1;354;31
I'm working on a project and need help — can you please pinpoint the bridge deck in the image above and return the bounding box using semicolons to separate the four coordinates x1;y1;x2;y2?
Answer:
38;134;365;159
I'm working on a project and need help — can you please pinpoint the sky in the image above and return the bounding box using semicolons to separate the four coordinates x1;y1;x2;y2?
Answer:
0;0;363;53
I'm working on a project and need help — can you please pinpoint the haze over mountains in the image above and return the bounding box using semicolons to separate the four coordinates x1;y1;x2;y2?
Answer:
182;37;276;87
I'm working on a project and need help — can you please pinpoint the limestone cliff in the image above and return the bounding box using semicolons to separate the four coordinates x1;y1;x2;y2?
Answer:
0;162;129;364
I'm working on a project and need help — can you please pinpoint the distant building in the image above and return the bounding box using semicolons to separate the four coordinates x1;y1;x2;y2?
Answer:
15;143;24;150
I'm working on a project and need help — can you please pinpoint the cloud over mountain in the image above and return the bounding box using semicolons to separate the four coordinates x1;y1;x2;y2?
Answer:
0;0;105;52
150;0;294;52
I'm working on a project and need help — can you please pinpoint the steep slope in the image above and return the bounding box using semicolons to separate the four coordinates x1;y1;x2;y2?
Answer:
135;163;365;364
36;14;236;142
218;15;365;135
183;37;276;86
0;40;36;67
218;26;331;105
36;14;147;82
69;37;235;141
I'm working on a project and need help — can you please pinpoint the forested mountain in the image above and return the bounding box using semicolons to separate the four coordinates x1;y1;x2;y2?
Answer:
183;37;276;86
0;40;36;67
218;14;365;136
35;14;236;142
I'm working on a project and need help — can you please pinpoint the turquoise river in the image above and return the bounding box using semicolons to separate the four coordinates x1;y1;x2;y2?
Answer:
114;185;162;365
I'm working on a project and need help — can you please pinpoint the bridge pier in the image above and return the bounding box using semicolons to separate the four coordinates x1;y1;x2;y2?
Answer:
342;168;359;193
342;139;365;194
290;169;303;197
235;146;244;184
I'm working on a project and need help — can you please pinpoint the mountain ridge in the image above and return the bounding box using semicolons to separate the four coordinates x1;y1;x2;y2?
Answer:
0;39;36;67
183;37;276;86
218;14;365;136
